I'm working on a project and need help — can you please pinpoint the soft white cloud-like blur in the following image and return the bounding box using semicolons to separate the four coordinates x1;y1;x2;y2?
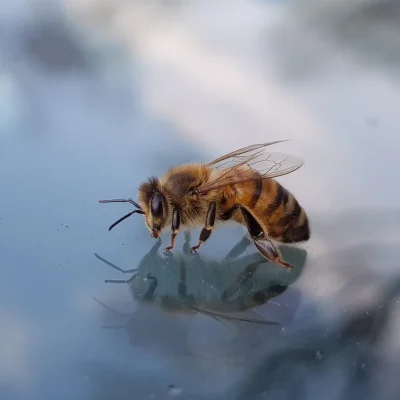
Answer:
63;0;400;217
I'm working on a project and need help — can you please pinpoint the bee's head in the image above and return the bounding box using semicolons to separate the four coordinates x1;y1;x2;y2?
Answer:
138;177;169;238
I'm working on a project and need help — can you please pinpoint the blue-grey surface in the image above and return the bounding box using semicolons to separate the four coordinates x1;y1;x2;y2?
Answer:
1;1;400;400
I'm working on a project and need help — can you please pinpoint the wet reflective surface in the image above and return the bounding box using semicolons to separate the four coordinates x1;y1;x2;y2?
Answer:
1;1;400;399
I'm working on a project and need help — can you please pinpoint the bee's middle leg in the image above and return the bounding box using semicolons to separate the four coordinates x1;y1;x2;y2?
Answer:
190;202;216;253
164;208;181;253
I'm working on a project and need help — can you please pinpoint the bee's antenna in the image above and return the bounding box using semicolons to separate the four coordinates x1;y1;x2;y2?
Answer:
99;198;142;210
107;210;144;231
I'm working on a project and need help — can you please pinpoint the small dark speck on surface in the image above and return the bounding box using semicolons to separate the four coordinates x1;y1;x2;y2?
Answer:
168;385;183;397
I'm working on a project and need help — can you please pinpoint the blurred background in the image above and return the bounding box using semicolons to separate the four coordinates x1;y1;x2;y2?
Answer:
0;0;400;399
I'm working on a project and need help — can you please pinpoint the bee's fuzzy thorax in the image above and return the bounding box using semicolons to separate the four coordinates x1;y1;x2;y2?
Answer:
160;163;215;226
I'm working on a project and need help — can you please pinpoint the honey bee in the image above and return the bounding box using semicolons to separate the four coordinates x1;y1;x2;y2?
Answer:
99;141;310;270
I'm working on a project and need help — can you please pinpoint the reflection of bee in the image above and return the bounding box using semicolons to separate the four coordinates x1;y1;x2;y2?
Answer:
94;232;305;330
100;141;310;270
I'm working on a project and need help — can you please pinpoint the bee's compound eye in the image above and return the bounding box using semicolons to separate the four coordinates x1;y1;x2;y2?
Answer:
151;193;163;217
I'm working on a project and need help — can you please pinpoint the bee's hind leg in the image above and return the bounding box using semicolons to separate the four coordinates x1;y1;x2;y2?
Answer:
189;202;216;254
253;238;293;270
231;203;293;270
164;208;181;253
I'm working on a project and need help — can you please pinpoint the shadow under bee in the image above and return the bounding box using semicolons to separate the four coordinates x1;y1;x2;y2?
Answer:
94;232;307;328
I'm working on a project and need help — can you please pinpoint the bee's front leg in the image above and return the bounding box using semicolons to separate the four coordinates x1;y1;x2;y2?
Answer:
190;202;216;253
164;208;180;253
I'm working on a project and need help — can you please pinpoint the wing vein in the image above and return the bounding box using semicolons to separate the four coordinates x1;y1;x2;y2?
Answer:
197;141;303;194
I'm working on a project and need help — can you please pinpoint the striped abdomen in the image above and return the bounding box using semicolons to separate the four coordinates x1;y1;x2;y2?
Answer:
265;180;310;243
239;177;310;244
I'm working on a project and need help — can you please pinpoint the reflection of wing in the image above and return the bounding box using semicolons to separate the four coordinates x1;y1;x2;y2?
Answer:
192;306;280;326
198;141;304;193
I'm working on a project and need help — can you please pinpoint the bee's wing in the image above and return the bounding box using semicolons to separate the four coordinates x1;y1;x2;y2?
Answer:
206;140;288;166
198;141;304;193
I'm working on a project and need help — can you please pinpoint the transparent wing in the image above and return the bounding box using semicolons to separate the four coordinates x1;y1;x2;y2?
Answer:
198;141;304;193
207;140;287;167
